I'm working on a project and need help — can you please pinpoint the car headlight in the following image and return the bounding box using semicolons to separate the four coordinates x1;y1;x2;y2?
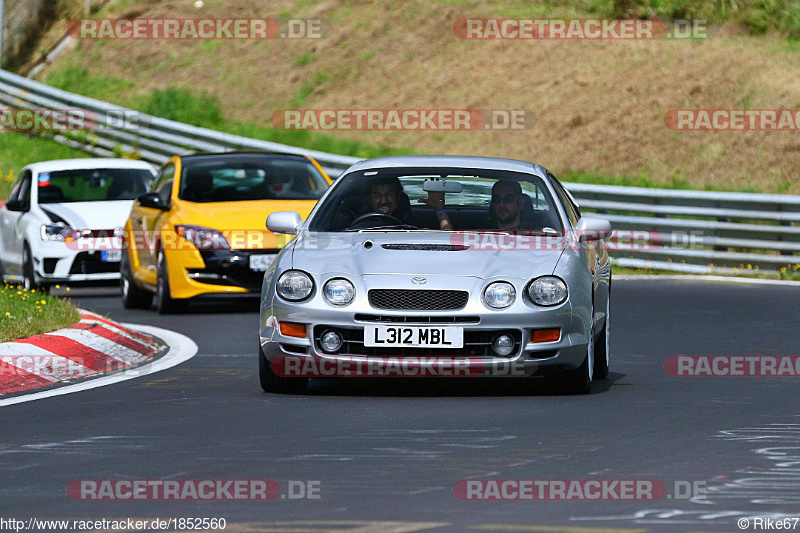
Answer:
483;281;516;309
528;276;568;306
175;225;230;250
40;223;83;242
277;270;314;301
323;278;355;306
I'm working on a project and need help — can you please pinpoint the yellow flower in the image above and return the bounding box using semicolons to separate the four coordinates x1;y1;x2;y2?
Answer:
66;287;71;292
55;285;60;289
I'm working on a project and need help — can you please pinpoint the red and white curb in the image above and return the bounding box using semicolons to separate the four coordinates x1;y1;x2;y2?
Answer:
0;310;197;406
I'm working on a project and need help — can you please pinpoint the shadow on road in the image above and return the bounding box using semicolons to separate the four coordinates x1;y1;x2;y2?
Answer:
295;372;626;397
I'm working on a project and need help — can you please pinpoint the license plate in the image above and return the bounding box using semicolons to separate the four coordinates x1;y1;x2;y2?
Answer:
249;254;276;271
101;250;121;262
364;326;463;348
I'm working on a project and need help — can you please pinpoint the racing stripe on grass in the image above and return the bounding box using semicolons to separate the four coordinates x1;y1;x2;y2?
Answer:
1;311;166;397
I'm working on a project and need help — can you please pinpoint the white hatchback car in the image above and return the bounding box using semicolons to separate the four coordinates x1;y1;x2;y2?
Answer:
0;158;156;291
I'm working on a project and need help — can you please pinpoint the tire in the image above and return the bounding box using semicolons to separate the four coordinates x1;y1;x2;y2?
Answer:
593;292;611;380
22;244;46;293
547;305;594;395
120;251;153;309
155;252;185;314
259;343;308;394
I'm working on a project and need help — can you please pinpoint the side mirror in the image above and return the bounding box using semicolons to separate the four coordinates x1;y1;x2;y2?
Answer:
267;211;303;235
137;192;168;211
575;216;612;242
4;198;26;212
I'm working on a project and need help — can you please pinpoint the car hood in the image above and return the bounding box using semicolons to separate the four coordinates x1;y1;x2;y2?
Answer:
176;200;319;231
290;231;567;280
39;201;134;229
175;200;320;249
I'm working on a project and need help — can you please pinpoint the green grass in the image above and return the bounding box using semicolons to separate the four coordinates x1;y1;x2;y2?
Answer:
44;64;418;162
0;284;80;343
0;132;90;198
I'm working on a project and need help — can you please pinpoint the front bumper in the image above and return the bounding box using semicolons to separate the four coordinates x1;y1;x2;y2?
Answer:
33;242;121;285
260;282;590;377
166;248;280;299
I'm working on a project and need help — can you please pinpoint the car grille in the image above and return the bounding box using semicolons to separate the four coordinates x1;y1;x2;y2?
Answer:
368;289;468;310
68;252;118;274
313;325;522;358
355;314;479;324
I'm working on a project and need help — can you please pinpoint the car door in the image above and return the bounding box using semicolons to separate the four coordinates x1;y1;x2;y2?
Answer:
0;170;32;277
131;162;175;286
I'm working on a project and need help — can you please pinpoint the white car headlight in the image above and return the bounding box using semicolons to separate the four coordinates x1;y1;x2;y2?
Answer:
483;281;516;309
40;223;72;242
323;278;355;306
276;270;314;301
528;276;568;306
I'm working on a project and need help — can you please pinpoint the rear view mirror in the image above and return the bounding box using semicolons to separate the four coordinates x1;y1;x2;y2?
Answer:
423;179;463;193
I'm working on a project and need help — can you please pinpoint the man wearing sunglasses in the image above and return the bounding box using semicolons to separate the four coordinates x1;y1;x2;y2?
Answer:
489;180;532;230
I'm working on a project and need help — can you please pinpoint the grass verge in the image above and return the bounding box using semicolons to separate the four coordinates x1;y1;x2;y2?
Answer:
0;284;81;343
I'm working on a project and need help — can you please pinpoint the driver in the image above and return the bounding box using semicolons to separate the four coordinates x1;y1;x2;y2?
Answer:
369;177;404;220
357;176;453;230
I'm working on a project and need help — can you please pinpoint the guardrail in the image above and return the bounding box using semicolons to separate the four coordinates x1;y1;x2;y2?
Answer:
1;68;798;277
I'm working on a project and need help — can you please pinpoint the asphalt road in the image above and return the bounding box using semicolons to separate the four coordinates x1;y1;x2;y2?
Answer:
2;279;800;533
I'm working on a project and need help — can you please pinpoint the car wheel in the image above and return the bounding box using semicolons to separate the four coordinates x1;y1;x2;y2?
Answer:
155;252;185;314
22;244;47;293
593;292;610;380
120;251;153;309
547;305;594;395
259;343;308;394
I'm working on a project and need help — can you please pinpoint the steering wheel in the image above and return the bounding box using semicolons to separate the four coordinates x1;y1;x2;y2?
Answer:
349;212;403;227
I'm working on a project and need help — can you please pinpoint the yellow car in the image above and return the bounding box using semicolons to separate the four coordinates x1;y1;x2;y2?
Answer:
120;152;332;313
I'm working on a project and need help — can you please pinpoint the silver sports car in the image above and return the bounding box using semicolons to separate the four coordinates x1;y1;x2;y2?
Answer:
259;156;612;394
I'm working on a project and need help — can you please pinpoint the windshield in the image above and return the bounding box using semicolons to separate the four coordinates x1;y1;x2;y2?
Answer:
309;167;564;232
37;168;153;204
178;155;329;203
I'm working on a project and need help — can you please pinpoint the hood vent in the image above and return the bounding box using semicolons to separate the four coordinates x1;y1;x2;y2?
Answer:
381;244;469;251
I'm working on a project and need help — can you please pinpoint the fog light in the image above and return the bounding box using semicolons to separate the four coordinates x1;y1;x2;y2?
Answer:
492;334;515;356
320;330;343;353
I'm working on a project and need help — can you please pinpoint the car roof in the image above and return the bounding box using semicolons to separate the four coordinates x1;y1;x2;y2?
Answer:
345;155;547;176
179;151;312;162
24;158;156;173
